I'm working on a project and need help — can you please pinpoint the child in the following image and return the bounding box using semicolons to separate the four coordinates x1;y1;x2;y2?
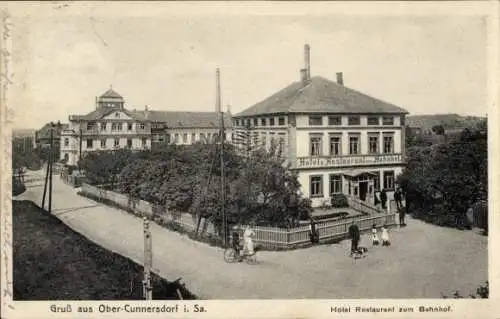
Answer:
371;224;379;246
232;231;242;261
381;224;391;246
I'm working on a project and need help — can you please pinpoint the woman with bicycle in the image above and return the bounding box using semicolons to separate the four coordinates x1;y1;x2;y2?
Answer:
243;224;255;256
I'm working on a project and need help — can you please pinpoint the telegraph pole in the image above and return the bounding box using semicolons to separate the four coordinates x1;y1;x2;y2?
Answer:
142;217;153;300
216;68;227;247
79;129;83;172
48;123;54;213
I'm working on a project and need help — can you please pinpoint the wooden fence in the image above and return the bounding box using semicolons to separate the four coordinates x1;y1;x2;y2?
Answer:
81;183;397;249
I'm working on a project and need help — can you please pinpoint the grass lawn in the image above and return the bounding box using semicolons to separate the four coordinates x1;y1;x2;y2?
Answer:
12;200;196;300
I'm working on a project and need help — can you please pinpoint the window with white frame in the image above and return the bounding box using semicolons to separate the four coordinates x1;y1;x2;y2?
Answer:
383;116;394;125
372;172;380;190
117;123;123;131
127;123;133;131
140;123;145;130
114;138;120;148
111;123;117;131
348;116;360;125
100;139;106;148
367;116;379;125
310;134;322;156
64;138;69;147
369;135;379;154
383;171;395;190
309;116;323;126
383;134;394;154
261;118;267;126
174;133;180;143
101;123;107;131
328;116;341;125
310;175;323;197
269;118;275;126
329;174;342;195
191;133;196;143
182;133;188;143
349;135;360;155
142;138;147;147
278;117;285;126
127;139;132;148
86;139;93;149
329;135;341;155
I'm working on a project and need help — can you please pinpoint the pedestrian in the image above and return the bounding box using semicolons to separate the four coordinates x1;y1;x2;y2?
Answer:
399;206;407;226
348;222;361;256
374;190;381;208
380;189;388;210
231;230;242;262
371;224;379;245
243;224;255;256
309;218;319;244
381;224;391;246
394;188;403;209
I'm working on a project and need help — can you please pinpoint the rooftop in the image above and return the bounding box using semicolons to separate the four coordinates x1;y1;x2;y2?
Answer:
235;76;408;117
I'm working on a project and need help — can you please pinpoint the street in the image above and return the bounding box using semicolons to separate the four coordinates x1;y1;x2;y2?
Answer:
15;170;488;299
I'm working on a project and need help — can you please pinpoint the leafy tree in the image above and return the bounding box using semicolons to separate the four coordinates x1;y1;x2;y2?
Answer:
80;149;137;188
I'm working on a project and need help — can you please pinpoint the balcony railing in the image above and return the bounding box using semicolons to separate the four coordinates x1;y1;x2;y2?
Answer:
296;153;403;169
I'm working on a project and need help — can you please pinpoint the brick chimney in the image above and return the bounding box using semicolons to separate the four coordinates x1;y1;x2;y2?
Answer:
304;44;311;81
336;72;344;85
300;68;308;85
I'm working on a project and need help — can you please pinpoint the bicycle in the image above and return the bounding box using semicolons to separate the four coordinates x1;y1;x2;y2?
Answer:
223;246;258;264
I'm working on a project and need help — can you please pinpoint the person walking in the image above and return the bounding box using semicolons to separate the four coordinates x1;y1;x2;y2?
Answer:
381;224;391;246
243;225;255;256
348;222;361;256
380;189;388;210
371;224;379;245
309;218;319;244
394;189;403;209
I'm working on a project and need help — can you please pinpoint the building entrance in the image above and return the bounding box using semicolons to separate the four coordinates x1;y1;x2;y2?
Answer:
344;171;377;204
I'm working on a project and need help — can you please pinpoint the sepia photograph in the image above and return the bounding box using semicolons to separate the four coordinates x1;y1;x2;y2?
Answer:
2;1;497;318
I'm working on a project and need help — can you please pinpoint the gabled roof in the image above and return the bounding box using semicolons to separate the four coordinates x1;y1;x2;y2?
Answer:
70;108;148;122
132;110;233;128
100;88;123;99
235;76;408;117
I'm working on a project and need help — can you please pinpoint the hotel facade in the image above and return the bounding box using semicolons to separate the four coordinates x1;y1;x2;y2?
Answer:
233;45;408;207
60;88;232;166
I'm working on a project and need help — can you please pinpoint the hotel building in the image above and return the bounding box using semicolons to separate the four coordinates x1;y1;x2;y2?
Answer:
60;88;232;166
233;45;408;207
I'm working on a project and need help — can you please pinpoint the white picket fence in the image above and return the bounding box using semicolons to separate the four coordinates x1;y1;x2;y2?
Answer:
80;183;396;249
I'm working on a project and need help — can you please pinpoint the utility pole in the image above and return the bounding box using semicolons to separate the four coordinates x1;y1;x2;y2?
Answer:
216;68;227;247
79;129;83;172
142;217;153;300
48;123;54;213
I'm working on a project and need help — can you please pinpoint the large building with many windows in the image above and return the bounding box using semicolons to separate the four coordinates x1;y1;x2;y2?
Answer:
233;45;408;207
60;88;232;166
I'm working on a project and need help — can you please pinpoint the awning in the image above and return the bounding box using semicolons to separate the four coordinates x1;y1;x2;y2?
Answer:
343;170;378;177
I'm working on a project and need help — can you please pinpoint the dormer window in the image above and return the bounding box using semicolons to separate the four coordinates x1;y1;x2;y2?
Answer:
115;112;119;117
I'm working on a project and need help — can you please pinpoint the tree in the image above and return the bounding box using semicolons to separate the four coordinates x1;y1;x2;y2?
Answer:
80;149;137;188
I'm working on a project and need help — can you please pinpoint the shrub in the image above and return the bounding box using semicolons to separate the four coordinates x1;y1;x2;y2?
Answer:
331;194;348;208
12;177;26;196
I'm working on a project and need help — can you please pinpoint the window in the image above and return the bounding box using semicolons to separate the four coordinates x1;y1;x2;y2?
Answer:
200;133;205;141
101;123;107;131
117;123;123;131
115;112;119;117
64;138;69;147
383;116;394;125
165;134;170;143
348;116;360;125
278;133;286;153
349;135;359;155
278;117;285;126
86;123;93;130
261;132;267;146
310;176;323;197
86;139;93;149
400;116;405;126
191;133;196;143
213;133;219;141
369;135;379;154
127;123;133;131
269;118;275;126
182;133;188;143
207;132;212;141
254;118;258;126
261;118;267;126
140;123;145;130
328;116;341;125
114;138;120;147
127;139;132;148
329;135;341;155
309;116;323;126
111;123;117;131
329;174;342;195
383;171;395;190
100;139;106;148
174;133;180;143
310;135;322;156
142;138;147;147
367;116;379;125
383;135;394;153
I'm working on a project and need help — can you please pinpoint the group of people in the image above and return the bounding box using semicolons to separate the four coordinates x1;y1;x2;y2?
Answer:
348;222;391;258
231;225;255;262
374;188;405;212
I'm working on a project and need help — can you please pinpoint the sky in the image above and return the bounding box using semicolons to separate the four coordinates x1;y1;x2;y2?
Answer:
8;2;489;130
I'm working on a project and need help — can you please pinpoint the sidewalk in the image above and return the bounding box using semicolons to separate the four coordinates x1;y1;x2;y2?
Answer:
15;174;488;299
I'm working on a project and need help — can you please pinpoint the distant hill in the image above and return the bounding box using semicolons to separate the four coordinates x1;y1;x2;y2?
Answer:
407;114;486;132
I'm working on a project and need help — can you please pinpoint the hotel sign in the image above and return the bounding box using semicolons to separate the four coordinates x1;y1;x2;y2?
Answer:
297;154;403;169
